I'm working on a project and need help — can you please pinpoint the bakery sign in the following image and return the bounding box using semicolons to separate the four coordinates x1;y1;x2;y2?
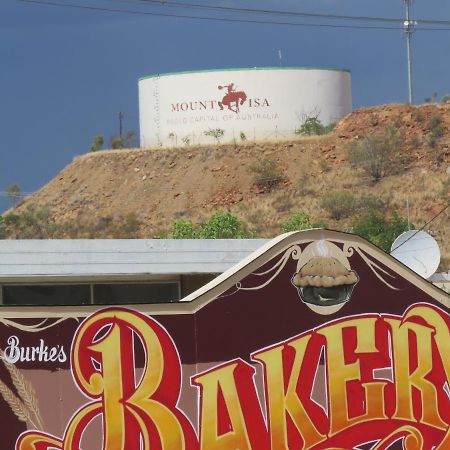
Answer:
0;230;449;450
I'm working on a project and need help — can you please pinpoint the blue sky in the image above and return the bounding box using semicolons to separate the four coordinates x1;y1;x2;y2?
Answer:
2;0;450;211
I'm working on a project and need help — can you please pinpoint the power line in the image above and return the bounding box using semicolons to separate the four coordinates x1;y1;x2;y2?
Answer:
81;0;450;26
107;0;407;23
18;0;450;31
390;202;450;253
16;0;400;29
414;27;450;32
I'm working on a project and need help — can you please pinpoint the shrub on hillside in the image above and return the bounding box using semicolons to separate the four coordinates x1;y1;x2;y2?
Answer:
248;159;284;192
55;214;138;238
356;193;385;213
0;217;6;239
110;212;141;238
169;211;251;239
281;211;311;232
281;211;327;232
320;191;358;220
90;135;104;152
347;125;409;182
321;192;385;221
110;136;124;149
427;114;445;149
3;205;58;239
204;128;225;144
273;193;293;213
171;218;196;239
3;212;21;227
352;211;411;252
6;183;21;207
296;168;315;195
198;210;251;239
295;116;335;136
109;131;136;150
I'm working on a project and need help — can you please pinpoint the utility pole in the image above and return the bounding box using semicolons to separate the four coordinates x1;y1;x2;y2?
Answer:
118;111;124;139
403;1;416;104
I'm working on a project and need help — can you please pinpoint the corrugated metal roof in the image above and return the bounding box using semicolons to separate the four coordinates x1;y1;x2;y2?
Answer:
0;239;269;280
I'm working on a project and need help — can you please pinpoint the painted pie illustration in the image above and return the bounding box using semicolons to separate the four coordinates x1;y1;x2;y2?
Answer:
292;256;358;311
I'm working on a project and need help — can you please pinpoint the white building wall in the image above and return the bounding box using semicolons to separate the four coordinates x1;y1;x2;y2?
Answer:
139;67;352;148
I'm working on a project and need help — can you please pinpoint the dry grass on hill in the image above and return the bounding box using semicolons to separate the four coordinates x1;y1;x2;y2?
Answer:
4;103;450;266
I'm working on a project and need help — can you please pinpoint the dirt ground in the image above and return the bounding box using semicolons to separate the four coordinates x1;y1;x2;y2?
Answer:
8;103;450;266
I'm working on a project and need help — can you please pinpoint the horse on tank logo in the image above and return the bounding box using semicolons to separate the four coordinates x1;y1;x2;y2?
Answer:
218;83;247;113
170;81;270;114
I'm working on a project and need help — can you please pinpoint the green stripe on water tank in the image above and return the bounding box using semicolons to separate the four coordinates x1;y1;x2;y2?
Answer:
139;66;351;81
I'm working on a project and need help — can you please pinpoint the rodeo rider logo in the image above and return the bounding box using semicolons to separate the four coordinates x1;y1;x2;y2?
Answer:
170;82;270;114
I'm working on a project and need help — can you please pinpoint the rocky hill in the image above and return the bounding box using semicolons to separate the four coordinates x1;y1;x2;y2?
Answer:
3;103;450;266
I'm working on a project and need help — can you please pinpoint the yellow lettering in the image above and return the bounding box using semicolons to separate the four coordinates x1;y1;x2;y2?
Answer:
253;335;326;449
193;360;266;450
386;317;447;430
317;318;388;436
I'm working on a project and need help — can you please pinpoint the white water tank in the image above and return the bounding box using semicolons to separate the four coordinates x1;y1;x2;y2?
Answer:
138;67;352;147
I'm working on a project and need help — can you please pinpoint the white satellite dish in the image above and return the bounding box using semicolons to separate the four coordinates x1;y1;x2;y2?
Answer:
390;230;440;279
